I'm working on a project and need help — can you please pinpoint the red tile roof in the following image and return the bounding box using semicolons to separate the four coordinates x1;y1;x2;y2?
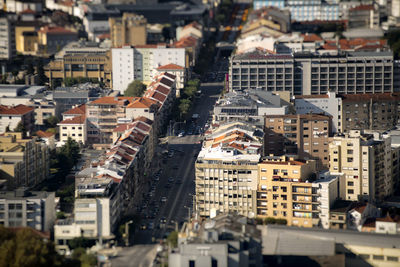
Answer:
302;33;323;42
157;63;184;70
150;92;167;103
20;8;36;14
135;116;153;125
174;35;198;48
155;85;170;95
36;130;55;138
0;105;34;115
126;97;157;109
63;104;86;115
350;4;374;12
58;115;85;125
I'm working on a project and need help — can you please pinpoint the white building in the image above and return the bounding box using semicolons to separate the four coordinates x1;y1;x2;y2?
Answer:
112;45;186;93
0;188;55;232
294;92;341;133
54;175;121;251
316;171;340;229
4;0;43;13
155;64;186;97
58;116;87;145
0;15;15;61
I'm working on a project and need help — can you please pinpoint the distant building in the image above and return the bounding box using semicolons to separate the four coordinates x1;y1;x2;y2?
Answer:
37;26;78;55
0;14;16;61
155;64;186;97
229;51;396;96
0;132;49;190
27;98;56;126
0;104;35;134
348;4;379;29
109;13;147;48
0;188;55;232
4;0;43;13
169;214;262;267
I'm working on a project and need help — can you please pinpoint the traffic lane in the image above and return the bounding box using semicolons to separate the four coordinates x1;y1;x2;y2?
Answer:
110;244;157;267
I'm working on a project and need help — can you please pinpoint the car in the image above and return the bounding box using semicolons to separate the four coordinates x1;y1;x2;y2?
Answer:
160;217;167;223
178;131;185;137
161;196;167;202
168;177;174;183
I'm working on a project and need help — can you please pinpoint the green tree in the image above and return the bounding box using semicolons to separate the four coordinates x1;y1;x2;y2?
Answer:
11;69;19;83
68;237;96;250
178;98;191;118
72;247;97;267
59;137;80;169
124;80;146;97
37;60;47;86
167;231;178;248
183;86;197;98
14;121;27;137
0;226;63;267
45;115;59;128
56;211;66;220
264;217;276;224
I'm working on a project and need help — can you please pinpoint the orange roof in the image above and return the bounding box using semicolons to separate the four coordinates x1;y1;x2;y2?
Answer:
174;36;198;48
302;33;323;42
97;33;110;40
90;96;134;105
183;21;202;31
127;97;157;108
157;63;184;70
36;130;55;138
113;123;134;132
63;104;86;115
20;8;36;14
0;105;34;115
58;115;85;125
38;26;76;35
353;204;367;214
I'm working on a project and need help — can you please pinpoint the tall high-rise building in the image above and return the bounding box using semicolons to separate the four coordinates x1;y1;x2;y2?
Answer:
0;14;15;61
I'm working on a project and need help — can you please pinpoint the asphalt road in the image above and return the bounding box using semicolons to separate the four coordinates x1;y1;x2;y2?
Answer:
131;83;222;245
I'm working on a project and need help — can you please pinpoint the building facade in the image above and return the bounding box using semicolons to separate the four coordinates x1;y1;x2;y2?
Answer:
0;15;16;61
109;13;147;48
0;104;35;134
229;50;395;96
264;114;332;170
0;188;55;232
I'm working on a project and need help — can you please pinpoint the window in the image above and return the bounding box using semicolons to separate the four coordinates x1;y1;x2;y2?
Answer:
347;157;353;163
348;189;354;194
348;181;354;186
189;260;195;267
347;150;353;154
372;255;384;260
387;256;398;262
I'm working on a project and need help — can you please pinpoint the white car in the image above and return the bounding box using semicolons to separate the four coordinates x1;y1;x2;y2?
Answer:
161;196;167;202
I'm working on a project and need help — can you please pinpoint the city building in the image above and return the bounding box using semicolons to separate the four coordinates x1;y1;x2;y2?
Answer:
109;13;147;48
54;175;121;250
195;122;264;218
264;114;332;170
176;21;203;42
0;132;49;190
213;89;288;126
253;0;340;22
3;0;43;13
169;214;262;267
37;26;78;55
0;188;55;232
0;104;35;134
348;4;379;29
155;64;186;97
0;14;16;61
58;113;87;145
229;50;396;96
329;130;397;201
44;42;112;88
27;98;56;126
257;155;320;227
111;45;185;93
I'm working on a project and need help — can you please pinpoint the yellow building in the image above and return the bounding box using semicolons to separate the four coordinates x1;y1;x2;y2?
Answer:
45;45;112;88
0;132;49;190
15;25;37;54
109;13;147;47
257;155;319;227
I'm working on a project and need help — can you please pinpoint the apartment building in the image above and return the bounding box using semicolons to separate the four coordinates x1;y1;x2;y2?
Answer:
27;99;56;126
109;13;147;47
45;42;112;88
155;64;186;97
264;114;332;170
37;26;78;55
0;104;35;134
0;132;49;190
257;155;319;227
195;122;263;218
213;89;288;126
58;115;87;145
0;14;16;61
86;96;135;145
348;4;379;29
329;130;397;201
111;45;186;93
229;50;395;96
54;176;121;249
0;188;55;231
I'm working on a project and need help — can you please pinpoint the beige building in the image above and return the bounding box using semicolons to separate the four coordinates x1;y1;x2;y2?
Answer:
195;122;264;218
27;99;56;126
257;155;319;227
109;13;147;48
329;130;396;201
264;114;332;170
58;115;87;145
0;132;49;190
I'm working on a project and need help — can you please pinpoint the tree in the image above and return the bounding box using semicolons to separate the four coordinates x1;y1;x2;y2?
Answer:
68;237;95;250
178;98;191;118
45;116;59;128
167;231;178;248
26;62;35;75
71;247;97;267
183;86;197;98
11;69;19;83
37;60;47;86
0;226;63;267
124;80;146;97
14;121;27;137
162;26;171;41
